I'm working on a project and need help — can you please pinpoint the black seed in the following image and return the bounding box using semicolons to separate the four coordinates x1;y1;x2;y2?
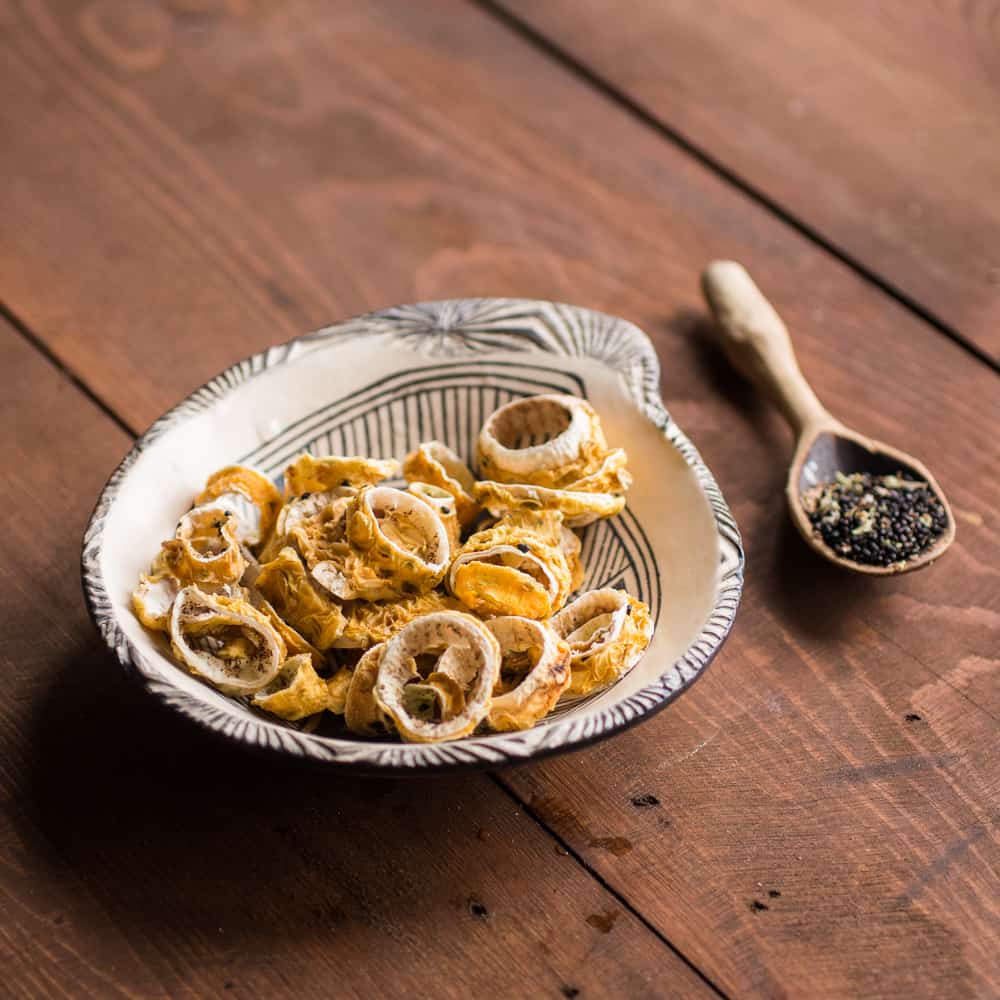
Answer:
341;479;351;487
768;889;781;898
750;900;769;913
468;899;488;918
626;605;633;615
905;712;922;722
442;507;451;515
302;492;311;499
516;543;530;553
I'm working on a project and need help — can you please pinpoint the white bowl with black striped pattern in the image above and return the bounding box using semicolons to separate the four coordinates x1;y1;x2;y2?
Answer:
82;299;744;771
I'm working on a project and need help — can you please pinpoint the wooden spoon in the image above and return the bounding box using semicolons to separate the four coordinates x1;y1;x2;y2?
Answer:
701;260;955;575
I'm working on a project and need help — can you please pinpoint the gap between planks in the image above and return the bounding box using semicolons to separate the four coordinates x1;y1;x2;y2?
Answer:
0;300;138;438
489;774;732;999
1;304;729;997
474;0;1000;378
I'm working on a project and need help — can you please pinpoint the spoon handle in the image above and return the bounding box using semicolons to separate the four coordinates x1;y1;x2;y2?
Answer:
701;261;836;437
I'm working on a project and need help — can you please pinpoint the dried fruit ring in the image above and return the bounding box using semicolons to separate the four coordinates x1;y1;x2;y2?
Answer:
549;588;652;697
486;616;571;732
477;395;608;488
194;465;282;547
170;586;286;695
374;612;500;743
402;441;479;527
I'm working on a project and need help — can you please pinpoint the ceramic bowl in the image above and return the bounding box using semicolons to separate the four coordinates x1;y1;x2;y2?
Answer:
82;299;744;772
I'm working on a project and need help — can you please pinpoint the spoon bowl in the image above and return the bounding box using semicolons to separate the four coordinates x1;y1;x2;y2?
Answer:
790;425;955;575
702;261;955;575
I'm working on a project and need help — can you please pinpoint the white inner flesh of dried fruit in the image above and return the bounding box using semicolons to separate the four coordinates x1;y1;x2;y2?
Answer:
134;574;180;622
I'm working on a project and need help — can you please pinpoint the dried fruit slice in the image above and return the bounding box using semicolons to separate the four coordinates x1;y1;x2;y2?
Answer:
374;612;500;743
344;644;394;737
252;653;331;721
255;547;345;650
131;573;180;632
170;586;286;695
257;490;337;563
259;599;324;670
448;510;573;619
549;588;652;697
560;526;585;593
408;481;461;553
335;590;465;649
475;479;625;528
282;454;400;499
154;508;247;586
326;666;353;715
342;486;450;597
486;616;571;731
402;441;479;527
195;465;282;546
477;395;608;489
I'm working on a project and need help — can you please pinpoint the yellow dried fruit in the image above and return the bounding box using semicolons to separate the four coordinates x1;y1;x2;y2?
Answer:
255;547;345;650
282;453;399;499
402;441;479;527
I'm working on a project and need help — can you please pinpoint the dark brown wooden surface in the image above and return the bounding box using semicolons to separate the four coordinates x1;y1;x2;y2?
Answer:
1;1;998;998
0;317;711;998
492;0;1000;363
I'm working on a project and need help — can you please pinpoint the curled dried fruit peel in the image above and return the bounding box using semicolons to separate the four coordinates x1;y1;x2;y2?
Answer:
195;465;282;547
402;441;479;527
258;491;341;564
475;451;629;527
448;510;573;619
259;599;324;670
374;612;500;743
345;644;395;737
154;508;247;587
333;486;450;599
170;586;286;696
254;547;345;650
408;481;461;553
550;588;652;697
285;487;449;602
252;653;332;721
486;616;571;732
131;573;180;632
477;395;609;489
283;453;400;499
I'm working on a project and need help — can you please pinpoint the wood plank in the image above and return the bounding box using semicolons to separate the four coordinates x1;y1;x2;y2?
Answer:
0;321;713;999
491;0;1000;362
1;1;998;997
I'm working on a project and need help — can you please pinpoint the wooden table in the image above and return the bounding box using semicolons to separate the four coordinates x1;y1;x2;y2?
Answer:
2;3;997;997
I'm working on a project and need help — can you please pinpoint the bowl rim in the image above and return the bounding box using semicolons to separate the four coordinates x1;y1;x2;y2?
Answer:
81;297;744;771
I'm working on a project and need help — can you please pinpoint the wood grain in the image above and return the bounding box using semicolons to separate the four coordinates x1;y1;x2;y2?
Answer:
0;317;714;998
491;0;1000;362
0;1;998;997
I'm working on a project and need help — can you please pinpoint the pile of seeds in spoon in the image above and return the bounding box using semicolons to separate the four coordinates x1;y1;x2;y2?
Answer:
802;471;948;568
